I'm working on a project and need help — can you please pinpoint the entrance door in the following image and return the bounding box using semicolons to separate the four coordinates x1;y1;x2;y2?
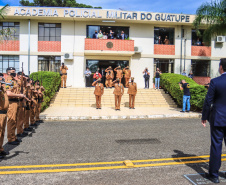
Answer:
86;60;129;86
154;59;174;73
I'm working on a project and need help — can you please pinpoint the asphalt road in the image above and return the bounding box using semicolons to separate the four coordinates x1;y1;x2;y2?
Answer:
0;118;226;185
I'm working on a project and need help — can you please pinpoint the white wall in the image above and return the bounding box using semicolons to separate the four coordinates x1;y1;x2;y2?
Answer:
210;60;220;78
72;56;85;87
30;55;38;74
61;21;75;53
130;24;154;55
131;57;153;88
211;38;226;58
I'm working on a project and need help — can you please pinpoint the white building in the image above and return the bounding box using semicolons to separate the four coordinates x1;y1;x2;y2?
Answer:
0;6;225;88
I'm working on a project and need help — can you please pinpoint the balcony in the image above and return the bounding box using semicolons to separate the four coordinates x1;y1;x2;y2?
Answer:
38;41;61;52
154;44;175;55
191;46;211;57
85;39;134;56
0;40;19;51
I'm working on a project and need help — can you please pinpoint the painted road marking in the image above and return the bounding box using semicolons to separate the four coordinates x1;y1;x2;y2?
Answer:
0;155;226;175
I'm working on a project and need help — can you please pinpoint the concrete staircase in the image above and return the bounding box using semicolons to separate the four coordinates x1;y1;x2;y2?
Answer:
50;88;177;108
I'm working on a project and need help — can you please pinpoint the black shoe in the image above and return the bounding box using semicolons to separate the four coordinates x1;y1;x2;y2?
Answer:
0;155;4;159
99;108;101;109
132;108;135;109
205;173;220;183
64;87;67;88
22;132;28;137
186;110;190;113
24;127;33;132
96;108;98;109
39;120;44;123
129;107;131;109
0;151;9;156
16;134;23;137
31;123;38;127
16;138;22;142
180;111;185;113
8;141;20;145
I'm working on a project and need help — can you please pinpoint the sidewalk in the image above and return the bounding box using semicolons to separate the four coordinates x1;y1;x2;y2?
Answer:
40;107;201;121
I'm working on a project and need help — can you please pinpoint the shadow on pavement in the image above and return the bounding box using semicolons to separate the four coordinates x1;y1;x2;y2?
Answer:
172;150;208;178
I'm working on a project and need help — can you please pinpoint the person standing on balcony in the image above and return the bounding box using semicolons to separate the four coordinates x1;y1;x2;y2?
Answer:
123;66;131;88
143;67;150;89
109;30;114;39
114;66;123;83
60;63;68;88
112;78;124;111
93;30;98;39
105;66;114;88
127;77;137;109
196;38;201;46
164;36;170;45
103;32;107;39
158;36;162;44
84;67;91;87
98;30;103;39
154;68;161;90
92;78;104;109
120;31;125;40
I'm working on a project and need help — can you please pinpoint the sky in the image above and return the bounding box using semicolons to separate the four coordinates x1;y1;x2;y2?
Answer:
0;0;211;15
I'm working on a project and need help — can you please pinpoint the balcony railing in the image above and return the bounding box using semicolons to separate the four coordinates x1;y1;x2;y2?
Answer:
191;46;211;57
38;41;61;52
85;38;134;52
154;44;175;55
0;40;19;51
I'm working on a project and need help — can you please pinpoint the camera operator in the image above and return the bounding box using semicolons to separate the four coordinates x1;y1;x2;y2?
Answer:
143;67;150;89
179;79;190;113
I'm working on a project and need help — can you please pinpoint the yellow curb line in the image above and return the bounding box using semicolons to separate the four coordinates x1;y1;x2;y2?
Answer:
1;159;226;175
1;154;225;170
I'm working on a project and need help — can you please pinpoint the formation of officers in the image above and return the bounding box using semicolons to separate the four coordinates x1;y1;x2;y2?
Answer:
0;67;45;159
92;66;137;110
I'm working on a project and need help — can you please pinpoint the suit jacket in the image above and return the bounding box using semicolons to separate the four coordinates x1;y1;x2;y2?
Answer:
92;81;104;96
127;82;137;95
202;73;226;126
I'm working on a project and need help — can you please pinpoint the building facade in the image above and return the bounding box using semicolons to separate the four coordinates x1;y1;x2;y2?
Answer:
0;6;225;88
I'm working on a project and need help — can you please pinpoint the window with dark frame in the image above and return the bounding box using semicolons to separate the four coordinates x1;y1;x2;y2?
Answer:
154;27;175;45
0;55;19;73
38;56;61;72
0;22;20;40
192;60;210;77
38;23;61;41
86;25;130;39
191;29;210;46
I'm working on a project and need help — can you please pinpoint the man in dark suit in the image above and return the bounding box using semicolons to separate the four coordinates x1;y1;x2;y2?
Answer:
202;58;226;184
93;30;98;39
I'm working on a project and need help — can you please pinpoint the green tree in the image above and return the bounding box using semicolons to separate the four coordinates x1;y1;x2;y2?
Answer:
19;0;102;9
193;0;226;43
0;4;15;41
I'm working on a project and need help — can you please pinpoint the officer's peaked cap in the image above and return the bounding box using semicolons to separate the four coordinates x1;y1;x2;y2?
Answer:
6;67;16;71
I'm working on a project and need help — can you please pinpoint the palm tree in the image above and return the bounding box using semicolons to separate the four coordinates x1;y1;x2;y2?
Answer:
0;4;9;19
0;4;15;41
193;0;226;43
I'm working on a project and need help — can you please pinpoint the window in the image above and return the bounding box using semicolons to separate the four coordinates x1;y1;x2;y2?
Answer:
38;56;61;72
192;29;210;46
154;27;174;45
87;25;129;39
0;22;20;40
38;23;61;41
0;55;19;73
154;59;174;73
192;60;210;77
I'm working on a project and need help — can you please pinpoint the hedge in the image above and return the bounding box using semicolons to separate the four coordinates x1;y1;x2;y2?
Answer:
30;71;61;111
160;73;207;111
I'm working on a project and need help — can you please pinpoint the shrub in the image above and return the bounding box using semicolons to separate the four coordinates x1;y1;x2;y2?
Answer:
160;73;207;111
30;71;61;111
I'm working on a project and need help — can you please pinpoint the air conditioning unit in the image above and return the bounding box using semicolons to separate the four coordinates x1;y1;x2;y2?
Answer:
134;46;142;53
216;36;225;43
64;53;73;60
